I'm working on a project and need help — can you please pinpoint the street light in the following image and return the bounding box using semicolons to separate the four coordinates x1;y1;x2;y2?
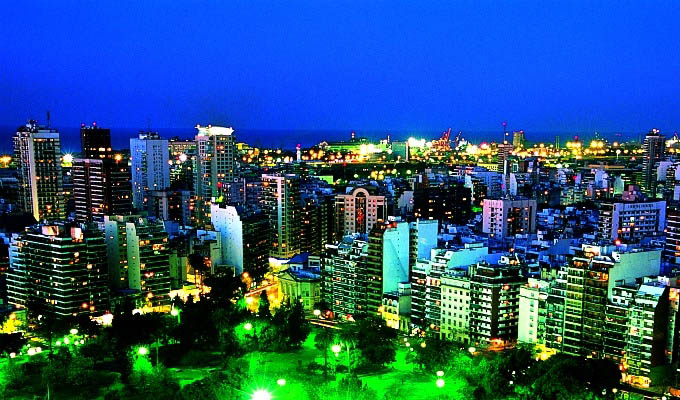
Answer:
468;346;476;354
251;389;272;400
277;378;286;386
313;309;321;317
436;378;445;388
436;371;444;377
170;309;179;317
244;323;253;331
70;328;78;335
138;347;149;356
331;344;341;356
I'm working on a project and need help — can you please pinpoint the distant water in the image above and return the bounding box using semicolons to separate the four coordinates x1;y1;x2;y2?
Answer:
0;125;643;154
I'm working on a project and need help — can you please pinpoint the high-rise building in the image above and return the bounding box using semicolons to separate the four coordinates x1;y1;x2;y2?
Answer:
74;125;132;223
335;186;386;239
104;215;172;307
663;204;680;273
468;263;525;348
80;123;112;159
194;125;237;225
73;158;106;223
642;129;665;195
597;199;666;242
562;244;661;357
321;235;368;319
496;142;514;175
210;203;269;279
148;189;192;226
13;120;65;221
130;131;170;211
168;138;196;192
440;271;471;344
300;192;335;255
365;221;412;314
518;278;549;345
512;130;526;149
482;198;537;239
262;174;301;259
412;181;472;225
7;223;109;319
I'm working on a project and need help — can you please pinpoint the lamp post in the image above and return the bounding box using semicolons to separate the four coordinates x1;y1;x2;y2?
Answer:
170;308;181;324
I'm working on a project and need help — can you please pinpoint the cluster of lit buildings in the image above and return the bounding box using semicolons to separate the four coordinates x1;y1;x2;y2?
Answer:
4;119;680;391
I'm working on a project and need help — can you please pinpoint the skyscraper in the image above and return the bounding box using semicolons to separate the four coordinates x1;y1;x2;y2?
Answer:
73;158;106;223
130;131;170;211
194;125;237;225
13;120;65;221
262;174;300;259
642;129;665;196
80;123;112;159
74;124;131;222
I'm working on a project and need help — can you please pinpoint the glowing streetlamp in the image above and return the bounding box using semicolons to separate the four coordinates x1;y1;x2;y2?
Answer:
277;378;286;386
170;308;181;324
468;346;476;354
313;309;321;317
138;347;149;356
436;370;444;377
331;344;342;356
244;322;253;331
251;389;272;400
436;378;445;388
70;328;78;335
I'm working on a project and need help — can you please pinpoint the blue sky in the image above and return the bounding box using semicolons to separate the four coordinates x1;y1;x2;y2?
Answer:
2;1;679;135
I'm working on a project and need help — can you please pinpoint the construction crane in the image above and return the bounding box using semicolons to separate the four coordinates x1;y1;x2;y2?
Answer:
433;128;452;151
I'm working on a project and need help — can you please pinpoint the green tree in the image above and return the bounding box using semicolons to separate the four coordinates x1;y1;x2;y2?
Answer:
188;253;209;286
337;324;358;374
272;298;311;350
258;292;272;319
314;327;336;376
355;316;397;368
0;332;26;358
413;337;456;373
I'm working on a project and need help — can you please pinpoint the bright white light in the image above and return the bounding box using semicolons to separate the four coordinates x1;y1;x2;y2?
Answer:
436;370;444;377
251;389;272;400
101;313;114;326
436;378;445;388
331;344;342;353
179;153;188;162
62;154;74;164
277;378;286;386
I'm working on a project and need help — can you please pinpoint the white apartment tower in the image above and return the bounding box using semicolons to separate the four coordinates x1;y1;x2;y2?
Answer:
130;131;170;210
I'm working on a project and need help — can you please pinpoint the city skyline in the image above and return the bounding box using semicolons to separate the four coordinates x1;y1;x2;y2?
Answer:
4;3;680;399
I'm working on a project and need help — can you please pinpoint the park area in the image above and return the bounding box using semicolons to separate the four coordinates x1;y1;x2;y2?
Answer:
0;274;625;399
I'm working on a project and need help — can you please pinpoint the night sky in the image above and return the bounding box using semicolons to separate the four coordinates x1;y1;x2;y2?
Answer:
2;1;680;135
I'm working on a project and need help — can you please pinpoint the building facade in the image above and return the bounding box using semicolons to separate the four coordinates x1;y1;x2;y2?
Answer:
14;121;65;221
130;131;170;211
7;224;108;318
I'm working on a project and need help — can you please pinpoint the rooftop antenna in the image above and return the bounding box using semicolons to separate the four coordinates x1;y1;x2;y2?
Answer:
502;121;508;144
46;110;51;128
